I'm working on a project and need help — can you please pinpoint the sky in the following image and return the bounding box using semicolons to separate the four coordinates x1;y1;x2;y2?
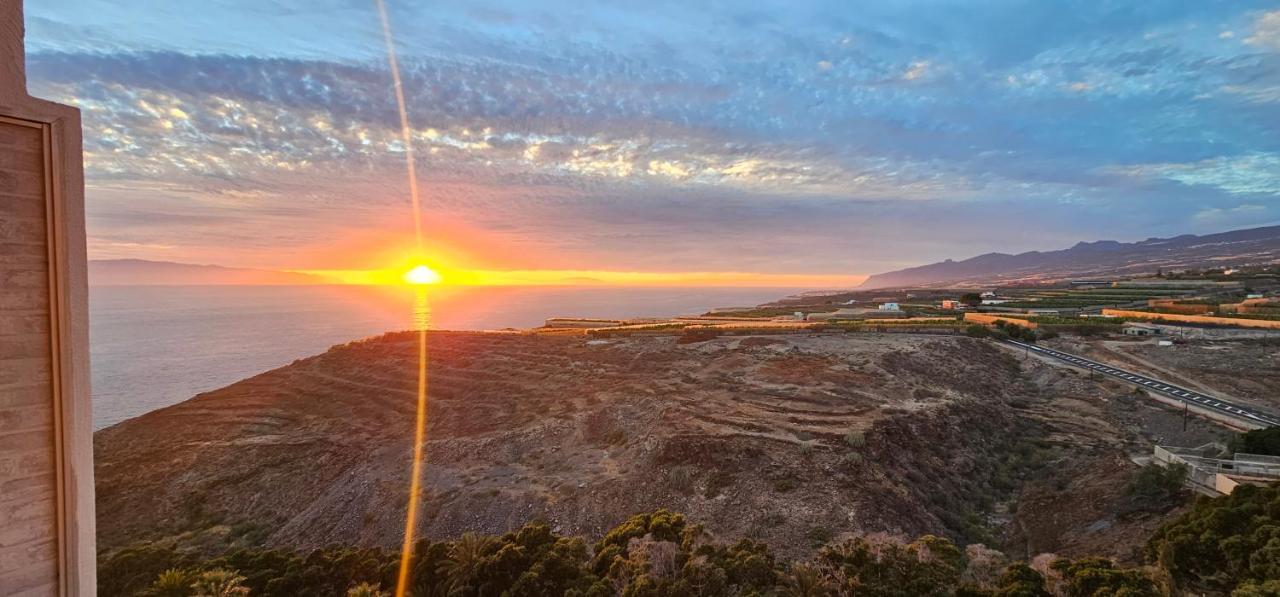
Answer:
23;0;1280;284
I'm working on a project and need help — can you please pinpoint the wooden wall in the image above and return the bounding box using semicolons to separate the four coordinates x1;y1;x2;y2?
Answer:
0;117;60;597
1;1;95;595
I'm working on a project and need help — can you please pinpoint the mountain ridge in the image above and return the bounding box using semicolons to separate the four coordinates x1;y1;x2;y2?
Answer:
89;258;327;286
858;225;1280;289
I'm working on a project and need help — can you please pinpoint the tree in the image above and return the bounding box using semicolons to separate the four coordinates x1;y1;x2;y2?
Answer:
966;325;992;338
781;563;832;597
191;569;250;597
1147;484;1280;593
141;568;199;597
1234;580;1280;597
437;532;497;594
994;562;1049;597
1123;463;1188;513
961;293;983;307
1049;557;1159;596
816;534;966;596
1229;427;1280;457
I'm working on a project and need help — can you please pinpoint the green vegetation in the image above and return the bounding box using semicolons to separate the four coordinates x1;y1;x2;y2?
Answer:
103;509;1178;597
966;324;993;338
1146;484;1280;594
992;320;1038;342
1228;427;1280;457
1025;316;1123;326
1122;463;1189;514
993;288;1194;310
587;323;689;337
700;307;837;318
1221;312;1280;322
1049;558;1159;596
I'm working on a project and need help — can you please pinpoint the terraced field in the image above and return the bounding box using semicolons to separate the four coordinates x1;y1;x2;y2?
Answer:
94;330;1196;560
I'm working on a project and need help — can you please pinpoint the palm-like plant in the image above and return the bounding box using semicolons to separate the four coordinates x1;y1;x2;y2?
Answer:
141;568;198;597
191;569;250;597
347;581;390;597
783;563;833;597
436;533;495;594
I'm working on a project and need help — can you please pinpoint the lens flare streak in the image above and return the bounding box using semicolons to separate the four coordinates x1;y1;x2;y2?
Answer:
372;1;432;595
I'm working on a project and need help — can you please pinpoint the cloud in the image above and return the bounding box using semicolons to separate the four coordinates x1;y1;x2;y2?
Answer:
901;61;931;81
1246;10;1280;50
1106;153;1280;196
1192;204;1276;229
22;1;1280;275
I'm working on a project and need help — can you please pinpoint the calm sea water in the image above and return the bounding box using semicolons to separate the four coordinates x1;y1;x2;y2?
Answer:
89;285;809;429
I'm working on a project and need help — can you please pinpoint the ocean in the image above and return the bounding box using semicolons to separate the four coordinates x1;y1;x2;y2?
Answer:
89;284;810;429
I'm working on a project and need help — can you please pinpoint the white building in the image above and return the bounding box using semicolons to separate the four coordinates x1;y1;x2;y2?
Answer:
879;302;901;311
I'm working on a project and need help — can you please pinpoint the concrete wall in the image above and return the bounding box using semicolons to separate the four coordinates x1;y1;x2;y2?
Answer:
1;2;94;595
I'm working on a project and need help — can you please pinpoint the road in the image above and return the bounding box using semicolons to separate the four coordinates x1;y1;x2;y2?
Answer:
1003;339;1280;428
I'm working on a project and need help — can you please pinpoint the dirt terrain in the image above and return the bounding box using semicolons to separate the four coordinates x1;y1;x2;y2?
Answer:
94;331;1240;560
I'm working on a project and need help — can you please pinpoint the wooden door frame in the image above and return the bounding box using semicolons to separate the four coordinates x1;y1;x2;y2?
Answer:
0;101;94;596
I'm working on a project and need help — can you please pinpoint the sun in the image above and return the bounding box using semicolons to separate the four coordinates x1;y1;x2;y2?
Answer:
403;264;443;285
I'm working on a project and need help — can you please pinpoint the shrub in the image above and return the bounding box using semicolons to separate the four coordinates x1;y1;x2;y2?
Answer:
994;562;1049;596
1146;484;1280;593
1229;427;1280;457
667;466;696;494
1049;557;1159;597
345;582;389;597
966;325;992;338
140;568;198;597
804;527;832;548
190;569;250;596
843;430;865;449
1123;463;1188;513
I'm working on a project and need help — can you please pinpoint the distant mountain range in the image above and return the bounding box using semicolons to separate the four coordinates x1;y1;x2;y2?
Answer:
859;225;1280;289
89;259;326;286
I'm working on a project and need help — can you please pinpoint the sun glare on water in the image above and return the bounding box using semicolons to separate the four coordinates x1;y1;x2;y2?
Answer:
403;264;442;285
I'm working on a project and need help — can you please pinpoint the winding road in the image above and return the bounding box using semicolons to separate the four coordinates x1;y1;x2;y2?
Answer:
1003;339;1280;428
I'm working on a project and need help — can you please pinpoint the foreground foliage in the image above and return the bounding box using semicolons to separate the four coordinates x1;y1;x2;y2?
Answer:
101;510;1172;597
1229;427;1280;457
1147;484;1280;595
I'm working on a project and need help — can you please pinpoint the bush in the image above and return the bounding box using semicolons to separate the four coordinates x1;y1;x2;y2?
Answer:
843;430;866;449
1229;427;1280;457
1123;463;1188;513
966;325;993;338
1050;557;1160;596
1146;484;1280;593
107;503;1280;597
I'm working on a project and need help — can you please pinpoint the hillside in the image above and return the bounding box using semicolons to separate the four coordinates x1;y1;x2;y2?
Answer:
94;331;1228;561
859;225;1280;289
89;259;327;286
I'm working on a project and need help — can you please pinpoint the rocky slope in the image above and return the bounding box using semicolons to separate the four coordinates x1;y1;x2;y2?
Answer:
858;225;1280;289
94;331;1220;559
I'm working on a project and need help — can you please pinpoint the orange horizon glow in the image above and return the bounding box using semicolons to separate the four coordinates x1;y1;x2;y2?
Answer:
297;265;867;288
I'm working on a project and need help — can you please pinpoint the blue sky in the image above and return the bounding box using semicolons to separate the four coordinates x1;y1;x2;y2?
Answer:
24;0;1280;277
